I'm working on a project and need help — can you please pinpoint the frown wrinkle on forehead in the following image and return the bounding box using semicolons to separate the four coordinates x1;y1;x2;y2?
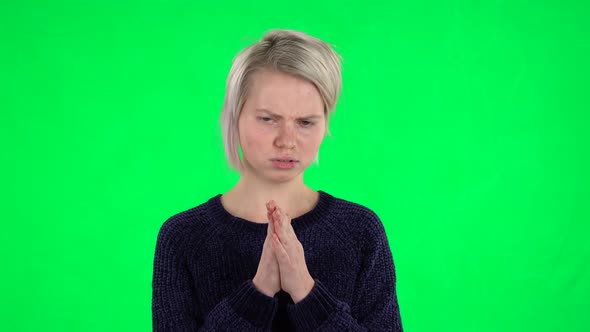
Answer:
255;108;323;120
245;70;324;116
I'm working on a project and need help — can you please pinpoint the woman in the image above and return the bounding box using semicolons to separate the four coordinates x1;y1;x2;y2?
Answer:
152;29;403;331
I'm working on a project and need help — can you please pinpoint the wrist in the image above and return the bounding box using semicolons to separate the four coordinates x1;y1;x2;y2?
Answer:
291;278;315;304
252;276;276;298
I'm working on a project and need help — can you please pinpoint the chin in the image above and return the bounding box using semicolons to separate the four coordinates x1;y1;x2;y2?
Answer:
246;160;308;181
269;168;304;182
266;172;301;183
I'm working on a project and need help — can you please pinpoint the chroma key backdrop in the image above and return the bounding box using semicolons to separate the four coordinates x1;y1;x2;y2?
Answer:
0;1;588;331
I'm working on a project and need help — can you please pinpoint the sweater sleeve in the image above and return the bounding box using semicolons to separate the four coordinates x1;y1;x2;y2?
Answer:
152;218;278;331
286;212;404;331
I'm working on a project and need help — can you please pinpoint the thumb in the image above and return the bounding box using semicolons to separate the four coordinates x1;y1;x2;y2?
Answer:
266;203;276;235
268;218;278;242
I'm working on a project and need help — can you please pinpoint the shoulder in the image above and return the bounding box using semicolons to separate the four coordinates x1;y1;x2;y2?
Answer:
156;195;217;246
323;192;388;246
327;192;384;227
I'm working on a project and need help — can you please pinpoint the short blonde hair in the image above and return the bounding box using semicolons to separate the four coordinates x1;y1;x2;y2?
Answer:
220;29;342;173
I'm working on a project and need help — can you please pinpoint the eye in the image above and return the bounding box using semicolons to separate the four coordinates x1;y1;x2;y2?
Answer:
258;117;274;123
300;120;314;127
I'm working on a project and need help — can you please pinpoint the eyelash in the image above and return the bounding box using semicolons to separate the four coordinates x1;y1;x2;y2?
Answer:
259;117;315;127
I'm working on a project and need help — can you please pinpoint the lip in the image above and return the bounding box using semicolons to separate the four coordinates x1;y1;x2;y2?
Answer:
271;159;297;169
271;157;299;162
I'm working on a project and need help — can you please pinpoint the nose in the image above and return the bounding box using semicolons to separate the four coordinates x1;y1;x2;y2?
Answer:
275;122;296;149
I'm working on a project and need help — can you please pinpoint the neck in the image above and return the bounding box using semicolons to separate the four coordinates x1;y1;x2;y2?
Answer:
222;171;318;223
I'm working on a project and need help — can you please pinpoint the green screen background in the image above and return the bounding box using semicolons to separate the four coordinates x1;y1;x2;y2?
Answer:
1;1;588;331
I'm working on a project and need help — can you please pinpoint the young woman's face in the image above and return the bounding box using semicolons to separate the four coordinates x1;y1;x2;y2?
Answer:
238;69;326;183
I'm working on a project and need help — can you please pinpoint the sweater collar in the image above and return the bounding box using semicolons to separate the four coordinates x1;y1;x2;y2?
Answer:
208;190;333;232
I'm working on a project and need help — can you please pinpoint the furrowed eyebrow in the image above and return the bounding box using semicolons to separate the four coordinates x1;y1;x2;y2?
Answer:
255;108;322;120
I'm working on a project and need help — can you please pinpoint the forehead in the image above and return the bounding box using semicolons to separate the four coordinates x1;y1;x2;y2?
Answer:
245;70;324;116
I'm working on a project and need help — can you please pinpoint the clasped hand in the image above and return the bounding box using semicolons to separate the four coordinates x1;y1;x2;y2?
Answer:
252;200;315;303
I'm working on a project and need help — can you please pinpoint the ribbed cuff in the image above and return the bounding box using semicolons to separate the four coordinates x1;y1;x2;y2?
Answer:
286;279;339;330
227;279;278;329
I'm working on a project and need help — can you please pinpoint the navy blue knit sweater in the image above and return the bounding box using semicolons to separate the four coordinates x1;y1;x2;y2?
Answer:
152;190;403;331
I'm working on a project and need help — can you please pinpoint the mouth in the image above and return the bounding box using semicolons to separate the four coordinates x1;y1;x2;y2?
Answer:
271;158;299;163
271;159;298;169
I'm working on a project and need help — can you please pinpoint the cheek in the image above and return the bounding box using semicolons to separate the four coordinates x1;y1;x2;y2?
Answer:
241;128;267;149
300;130;324;150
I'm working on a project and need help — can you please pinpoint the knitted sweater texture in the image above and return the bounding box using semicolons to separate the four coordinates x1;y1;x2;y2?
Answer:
152;190;403;331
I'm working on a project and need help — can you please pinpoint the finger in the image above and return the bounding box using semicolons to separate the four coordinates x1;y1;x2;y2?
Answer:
272;233;289;263
267;219;277;242
284;212;294;235
267;202;277;218
277;207;293;233
273;208;286;235
268;204;278;228
266;204;276;221
269;219;276;237
274;221;287;247
276;208;295;248
267;200;277;212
